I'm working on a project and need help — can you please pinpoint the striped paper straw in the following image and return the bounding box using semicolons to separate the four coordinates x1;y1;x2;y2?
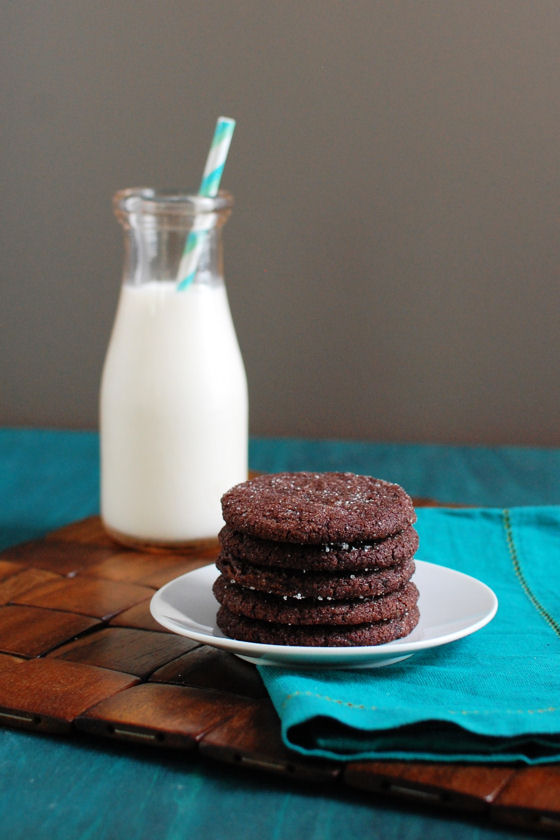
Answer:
199;116;236;197
177;116;236;291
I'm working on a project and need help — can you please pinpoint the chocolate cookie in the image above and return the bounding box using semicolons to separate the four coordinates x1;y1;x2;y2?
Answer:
221;472;416;544
213;576;419;626
216;553;416;600
216;604;420;647
218;524;419;572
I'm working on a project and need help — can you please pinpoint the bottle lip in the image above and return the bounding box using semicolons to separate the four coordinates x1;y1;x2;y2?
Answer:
113;187;234;219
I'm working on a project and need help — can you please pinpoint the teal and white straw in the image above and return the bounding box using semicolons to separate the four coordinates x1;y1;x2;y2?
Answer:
198;116;236;198
177;116;236;291
177;229;206;291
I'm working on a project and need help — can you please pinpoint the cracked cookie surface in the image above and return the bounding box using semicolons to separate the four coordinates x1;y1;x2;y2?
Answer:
221;472;416;543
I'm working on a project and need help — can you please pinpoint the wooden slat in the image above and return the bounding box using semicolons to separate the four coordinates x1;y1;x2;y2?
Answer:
150;644;268;699
11;576;155;620
0;539;117;574
77;548;214;587
344;760;515;813
50;626;200;678
200;699;341;782
138;555;216;589
46;517;116;546
491;766;560;835
0;560;25;580
0;653;25;670
0;658;138;732
76;683;253;750
0;568;62;605
0;604;100;657
109;599;174;633
77;550;197;584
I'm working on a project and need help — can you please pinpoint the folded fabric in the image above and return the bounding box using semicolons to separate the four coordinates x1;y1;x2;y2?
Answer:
259;506;560;764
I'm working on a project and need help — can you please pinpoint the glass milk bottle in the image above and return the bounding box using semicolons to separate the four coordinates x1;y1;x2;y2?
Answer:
100;188;248;549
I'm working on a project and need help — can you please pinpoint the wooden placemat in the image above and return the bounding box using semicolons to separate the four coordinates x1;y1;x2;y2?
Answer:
0;514;558;836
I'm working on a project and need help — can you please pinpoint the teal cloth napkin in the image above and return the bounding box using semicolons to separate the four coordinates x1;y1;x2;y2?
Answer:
259;506;560;764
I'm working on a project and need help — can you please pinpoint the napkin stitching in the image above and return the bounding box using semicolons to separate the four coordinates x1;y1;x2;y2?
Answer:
502;508;560;638
282;691;558;716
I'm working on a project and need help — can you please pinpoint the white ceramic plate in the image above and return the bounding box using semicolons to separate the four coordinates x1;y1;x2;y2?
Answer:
150;561;498;669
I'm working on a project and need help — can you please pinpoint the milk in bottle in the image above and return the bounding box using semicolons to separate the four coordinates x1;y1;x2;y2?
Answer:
100;189;248;548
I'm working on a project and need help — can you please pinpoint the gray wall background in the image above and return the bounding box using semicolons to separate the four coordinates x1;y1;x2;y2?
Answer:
2;1;559;446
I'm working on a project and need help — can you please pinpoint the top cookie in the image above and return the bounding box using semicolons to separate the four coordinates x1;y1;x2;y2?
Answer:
220;472;416;544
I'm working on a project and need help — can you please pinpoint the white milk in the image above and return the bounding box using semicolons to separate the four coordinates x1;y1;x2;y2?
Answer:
100;280;248;545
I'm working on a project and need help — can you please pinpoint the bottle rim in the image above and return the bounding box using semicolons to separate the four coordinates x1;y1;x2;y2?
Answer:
113;187;234;220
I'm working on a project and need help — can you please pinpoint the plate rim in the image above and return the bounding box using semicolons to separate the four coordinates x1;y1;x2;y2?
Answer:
149;560;498;667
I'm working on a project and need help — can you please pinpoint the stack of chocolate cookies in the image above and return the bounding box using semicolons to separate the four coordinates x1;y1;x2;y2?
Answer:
213;472;420;647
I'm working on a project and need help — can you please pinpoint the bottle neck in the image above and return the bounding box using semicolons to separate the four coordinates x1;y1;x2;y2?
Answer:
113;188;232;287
